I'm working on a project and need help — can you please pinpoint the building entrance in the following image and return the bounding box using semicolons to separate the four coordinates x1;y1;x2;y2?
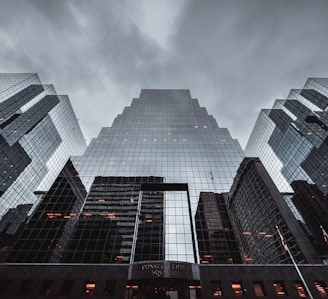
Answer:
125;278;201;299
145;284;181;299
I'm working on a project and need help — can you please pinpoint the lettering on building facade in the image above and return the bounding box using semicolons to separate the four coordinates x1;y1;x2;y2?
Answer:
140;262;187;278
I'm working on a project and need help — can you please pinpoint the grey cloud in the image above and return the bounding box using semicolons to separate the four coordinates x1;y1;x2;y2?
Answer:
147;0;328;146
1;0;328;147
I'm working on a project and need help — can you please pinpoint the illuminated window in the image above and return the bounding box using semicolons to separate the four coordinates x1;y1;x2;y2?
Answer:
253;281;265;296
211;281;223;297
294;281;308;297
273;281;287;296
231;281;245;297
84;280;96;296
194;125;198;128
315;281;328;297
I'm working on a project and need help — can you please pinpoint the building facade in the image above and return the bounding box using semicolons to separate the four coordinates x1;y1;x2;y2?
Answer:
69;89;245;264
6;159;87;263
195;192;242;264
226;157;321;264
245;78;328;261
0;73;87;219
1;263;328;298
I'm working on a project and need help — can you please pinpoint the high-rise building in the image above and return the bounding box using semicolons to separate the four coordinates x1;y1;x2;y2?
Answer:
245;78;328;261
68;89;245;264
0;73;87;220
246;78;328;193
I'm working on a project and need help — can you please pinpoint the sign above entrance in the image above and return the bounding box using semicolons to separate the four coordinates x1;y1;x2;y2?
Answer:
129;261;197;280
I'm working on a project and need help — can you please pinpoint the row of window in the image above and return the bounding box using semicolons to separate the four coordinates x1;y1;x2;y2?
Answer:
0;279;115;297
211;280;328;297
1;278;327;297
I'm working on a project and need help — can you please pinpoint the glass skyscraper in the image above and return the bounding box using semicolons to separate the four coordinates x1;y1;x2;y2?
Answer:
69;89;245;264
246;78;328;194
0;73;86;219
245;78;328;261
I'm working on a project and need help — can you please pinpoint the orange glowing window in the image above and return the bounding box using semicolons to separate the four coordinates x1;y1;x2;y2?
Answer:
294;282;307;297
273;281;287;296
314;281;328;297
211;281;223;297
253;281;266;296
84;280;96;296
231;281;244;297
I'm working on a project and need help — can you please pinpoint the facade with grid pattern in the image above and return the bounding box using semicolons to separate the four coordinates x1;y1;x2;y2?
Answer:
226;157;320;264
245;78;328;262
0;73;87;220
195;192;242;264
6;159;87;263
70;89;245;264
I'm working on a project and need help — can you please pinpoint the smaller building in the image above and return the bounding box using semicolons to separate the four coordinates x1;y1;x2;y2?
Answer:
290;180;328;261
5;159;87;263
226;157;321;264
0;204;32;262
195;192;242;264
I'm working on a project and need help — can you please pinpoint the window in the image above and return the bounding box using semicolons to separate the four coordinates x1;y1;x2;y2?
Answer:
211;281;223;297
273;281;288;296
315;281;328;297
294;281;308;297
17;280;32;296
253;281;266;296
61;280;74;296
39;280;53;296
84;280;96;296
231;281;245;297
104;280;116;296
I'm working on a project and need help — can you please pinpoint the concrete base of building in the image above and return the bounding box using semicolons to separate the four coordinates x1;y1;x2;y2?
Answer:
0;261;328;298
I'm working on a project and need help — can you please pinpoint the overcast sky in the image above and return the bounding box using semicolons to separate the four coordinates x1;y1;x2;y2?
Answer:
1;0;328;148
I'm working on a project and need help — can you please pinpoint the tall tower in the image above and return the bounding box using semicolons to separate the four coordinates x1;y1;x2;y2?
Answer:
68;89;245;263
0;73;87;219
246;78;328;193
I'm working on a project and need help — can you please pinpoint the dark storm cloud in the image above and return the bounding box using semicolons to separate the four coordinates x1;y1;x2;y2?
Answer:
1;0;328;147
